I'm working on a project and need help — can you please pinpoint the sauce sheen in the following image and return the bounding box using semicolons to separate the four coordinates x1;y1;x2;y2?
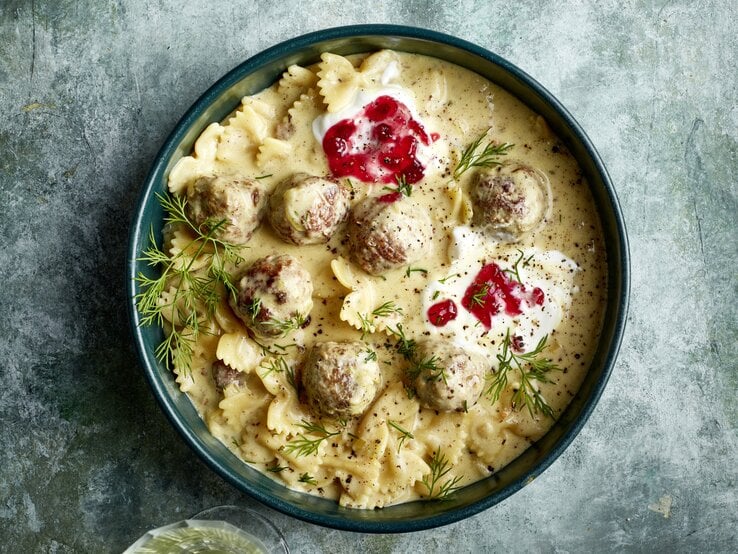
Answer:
164;50;608;509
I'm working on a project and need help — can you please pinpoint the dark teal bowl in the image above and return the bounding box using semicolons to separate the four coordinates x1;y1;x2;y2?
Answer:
127;25;629;533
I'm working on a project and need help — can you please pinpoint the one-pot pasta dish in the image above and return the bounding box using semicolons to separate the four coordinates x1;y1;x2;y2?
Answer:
136;50;607;509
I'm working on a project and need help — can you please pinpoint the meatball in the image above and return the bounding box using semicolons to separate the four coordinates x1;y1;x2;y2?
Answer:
211;360;246;392
413;341;487;412
185;174;267;244
301;341;382;417
347;197;433;275
470;162;551;241
230;254;313;337
268;174;350;245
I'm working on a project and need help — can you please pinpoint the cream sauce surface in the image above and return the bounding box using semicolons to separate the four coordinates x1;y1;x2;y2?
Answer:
164;51;607;508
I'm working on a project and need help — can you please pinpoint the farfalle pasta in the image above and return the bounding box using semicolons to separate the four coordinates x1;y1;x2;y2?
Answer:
168;123;223;193
279;64;318;93
215;332;262;373
137;50;608;508
316;53;363;112
256;137;293;168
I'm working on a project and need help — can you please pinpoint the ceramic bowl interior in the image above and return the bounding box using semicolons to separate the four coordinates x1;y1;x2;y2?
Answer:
128;24;629;533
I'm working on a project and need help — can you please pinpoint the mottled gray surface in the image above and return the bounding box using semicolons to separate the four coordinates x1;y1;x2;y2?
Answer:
1;0;736;552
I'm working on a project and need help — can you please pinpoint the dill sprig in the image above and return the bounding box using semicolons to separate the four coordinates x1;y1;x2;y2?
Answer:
259;356;297;391
485;329;560;419
158;192;245;264
283;419;341;457
357;301;403;338
410;354;446;383
387;323;417;361
266;462;288;473
438;273;460;284
469;283;490;308
405;266;428;278
245;297;262;321
135;192;245;374
382;173;413;197
357;312;373;339
363;348;378;362
422;450;464;500
152;314;197;373
298;473;318;485
372;301;403;318
245;297;308;337
404;353;440;381
388;325;445;386
503;249;534;283
260;313;308;337
387;420;415;452
251;338;299;358
453;131;514;179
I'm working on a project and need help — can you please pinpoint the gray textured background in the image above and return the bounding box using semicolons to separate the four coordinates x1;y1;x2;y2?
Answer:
1;0;736;552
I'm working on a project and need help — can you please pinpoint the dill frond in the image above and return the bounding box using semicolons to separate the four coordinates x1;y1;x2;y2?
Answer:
422;449;463;500
134;192;247;374
283;420;341;457
387;420;415;452
485;329;560;419
453;130;513;179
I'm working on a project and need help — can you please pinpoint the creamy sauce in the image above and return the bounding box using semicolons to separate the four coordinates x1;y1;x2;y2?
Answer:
163;51;607;508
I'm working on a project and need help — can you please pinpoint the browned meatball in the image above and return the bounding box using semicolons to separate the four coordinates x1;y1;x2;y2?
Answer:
471;162;551;241
230;254;313;337
268;174;350;245
211;360;246;392
347;197;433;275
301;341;382;417
185;174;267;244
413;341;486;412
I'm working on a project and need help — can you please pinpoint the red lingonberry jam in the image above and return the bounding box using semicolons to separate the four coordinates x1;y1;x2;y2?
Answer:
427;299;458;327
461;263;545;329
378;191;402;203
511;334;525;352
322;95;434;186
531;287;545;306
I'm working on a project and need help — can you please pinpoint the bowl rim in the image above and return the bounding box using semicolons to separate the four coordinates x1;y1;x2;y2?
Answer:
127;24;630;533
